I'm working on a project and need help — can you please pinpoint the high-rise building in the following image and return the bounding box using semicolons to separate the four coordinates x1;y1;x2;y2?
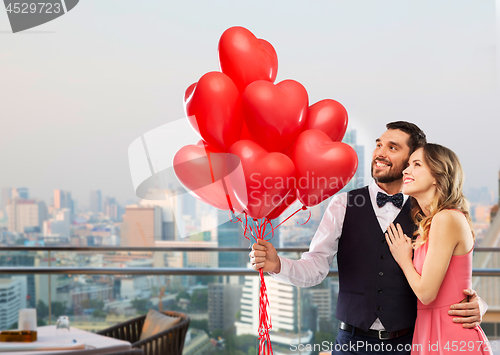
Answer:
235;267;314;346
89;190;102;215
12;187;29;200
103;197;124;222
1;187;12;211
310;287;332;321
43;208;71;239
0;277;27;330
54;190;74;220
54;189;65;209
208;283;242;332
182;193;197;219
217;210;247;268
6;199;48;233
0;254;35;307
121;205;162;247
138;197;178;241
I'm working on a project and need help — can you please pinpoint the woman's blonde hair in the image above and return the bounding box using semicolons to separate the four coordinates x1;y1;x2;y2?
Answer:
412;143;474;247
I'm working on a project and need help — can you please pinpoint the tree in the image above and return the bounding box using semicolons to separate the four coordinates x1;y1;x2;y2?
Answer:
37;300;48;319
51;301;67;317
196;275;216;285
190;288;207;311
176;290;190;302
131;298;150;315
80;299;104;311
234;334;258;354
190;319;209;335
92;309;107;318
312;331;336;355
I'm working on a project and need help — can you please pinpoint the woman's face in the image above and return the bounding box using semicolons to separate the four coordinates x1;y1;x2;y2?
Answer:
402;148;436;197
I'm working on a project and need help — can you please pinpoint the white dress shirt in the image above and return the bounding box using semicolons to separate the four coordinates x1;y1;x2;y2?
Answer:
269;180;408;330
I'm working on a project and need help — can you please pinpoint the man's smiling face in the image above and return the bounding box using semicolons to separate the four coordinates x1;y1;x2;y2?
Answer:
371;129;412;184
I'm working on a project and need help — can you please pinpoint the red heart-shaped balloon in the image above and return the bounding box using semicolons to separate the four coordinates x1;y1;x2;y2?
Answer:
243;79;309;152
239;121;253;140
290;129;358;207
218;26;278;92
184;72;243;152
173;141;244;212
266;188;298;220
306;99;348;142
229;140;296;219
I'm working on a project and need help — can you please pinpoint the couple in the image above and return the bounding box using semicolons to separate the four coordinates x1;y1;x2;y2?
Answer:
250;121;491;354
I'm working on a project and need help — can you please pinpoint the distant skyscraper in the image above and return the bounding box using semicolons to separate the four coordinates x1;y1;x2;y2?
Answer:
12;187;29;200
54;190;74;219
208;283;242;332
121;205;162;247
6;199;48;233
0;277;27;330
217;210;247;268
267;218;281;249
103;197;122;221
235;267;314;345
1;187;12;211
90;190;102;215
182;193;197;219
54;189;65;209
0;254;35;307
43;208;71;239
138;196;177;241
342;129;365;190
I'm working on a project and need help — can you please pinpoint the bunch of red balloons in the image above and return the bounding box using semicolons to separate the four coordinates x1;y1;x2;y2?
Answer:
174;26;358;222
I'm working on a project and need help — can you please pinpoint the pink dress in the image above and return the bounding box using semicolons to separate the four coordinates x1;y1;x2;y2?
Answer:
412;238;492;355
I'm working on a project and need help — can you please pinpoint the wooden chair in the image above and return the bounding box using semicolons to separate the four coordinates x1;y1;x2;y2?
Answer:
97;311;190;355
105;350;144;355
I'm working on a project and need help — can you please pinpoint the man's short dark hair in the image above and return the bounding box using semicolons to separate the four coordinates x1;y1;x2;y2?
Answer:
386;121;426;154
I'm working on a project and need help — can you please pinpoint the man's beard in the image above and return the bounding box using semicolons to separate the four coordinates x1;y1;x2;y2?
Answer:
371;161;404;184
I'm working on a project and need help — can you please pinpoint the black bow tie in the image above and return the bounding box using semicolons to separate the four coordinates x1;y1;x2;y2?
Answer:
376;192;404;209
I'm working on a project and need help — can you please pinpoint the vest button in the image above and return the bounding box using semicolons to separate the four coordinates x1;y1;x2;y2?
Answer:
380;255;385;260
378;288;383;293
377;306;382;311
379;272;384;276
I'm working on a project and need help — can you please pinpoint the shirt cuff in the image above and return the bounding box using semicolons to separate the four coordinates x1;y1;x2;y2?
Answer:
267;256;292;284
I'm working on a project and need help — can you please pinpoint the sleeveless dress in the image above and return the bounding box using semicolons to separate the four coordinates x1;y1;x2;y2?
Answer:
412;237;492;355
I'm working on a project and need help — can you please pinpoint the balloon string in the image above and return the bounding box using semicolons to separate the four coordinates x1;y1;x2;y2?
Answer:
256;219;273;355
298;209;312;225
263;205;307;239
204;146;216;183
258;268;273;355
230;212;255;241
205;146;234;213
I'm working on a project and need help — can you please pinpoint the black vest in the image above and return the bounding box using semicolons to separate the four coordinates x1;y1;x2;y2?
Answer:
336;186;417;332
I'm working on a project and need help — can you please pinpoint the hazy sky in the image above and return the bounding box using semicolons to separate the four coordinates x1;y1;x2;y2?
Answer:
0;0;498;208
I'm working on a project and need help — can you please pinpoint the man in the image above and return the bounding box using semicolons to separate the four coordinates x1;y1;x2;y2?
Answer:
250;121;483;355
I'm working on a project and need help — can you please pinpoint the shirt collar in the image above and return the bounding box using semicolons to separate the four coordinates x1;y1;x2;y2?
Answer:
369;180;409;202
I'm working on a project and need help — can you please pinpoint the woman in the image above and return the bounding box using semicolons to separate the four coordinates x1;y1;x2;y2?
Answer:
385;143;492;355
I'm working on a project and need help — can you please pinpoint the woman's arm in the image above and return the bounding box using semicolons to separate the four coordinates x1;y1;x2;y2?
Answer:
386;210;464;305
